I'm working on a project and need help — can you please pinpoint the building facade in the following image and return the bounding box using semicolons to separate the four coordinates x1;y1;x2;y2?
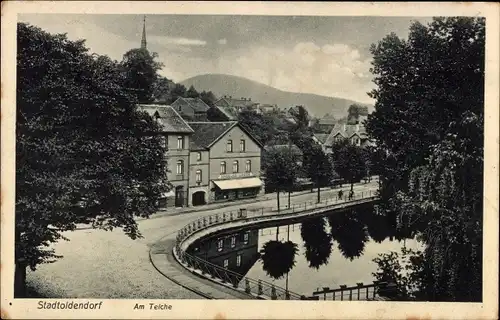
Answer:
138;104;194;207
188;121;264;206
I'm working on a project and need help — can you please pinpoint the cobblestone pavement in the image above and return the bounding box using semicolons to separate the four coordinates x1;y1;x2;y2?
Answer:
26;181;378;299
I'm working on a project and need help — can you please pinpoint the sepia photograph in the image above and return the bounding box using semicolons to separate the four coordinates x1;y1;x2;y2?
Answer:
1;2;499;319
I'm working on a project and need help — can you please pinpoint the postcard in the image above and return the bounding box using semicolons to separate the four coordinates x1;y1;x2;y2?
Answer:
1;1;499;319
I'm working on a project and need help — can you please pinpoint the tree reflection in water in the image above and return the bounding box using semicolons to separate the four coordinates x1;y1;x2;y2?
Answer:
328;210;369;260
300;217;333;269
259;240;298;279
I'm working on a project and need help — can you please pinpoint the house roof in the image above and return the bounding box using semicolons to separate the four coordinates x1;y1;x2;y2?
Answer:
137;104;194;133
318;115;337;125
324;123;368;146
188;121;264;151
313;133;329;144
172;97;210;113
188;121;237;150
213;104;238;120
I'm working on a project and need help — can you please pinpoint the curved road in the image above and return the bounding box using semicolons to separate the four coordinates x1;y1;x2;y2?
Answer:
26;181;378;299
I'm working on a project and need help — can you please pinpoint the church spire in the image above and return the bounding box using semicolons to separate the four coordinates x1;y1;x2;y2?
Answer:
141;15;147;50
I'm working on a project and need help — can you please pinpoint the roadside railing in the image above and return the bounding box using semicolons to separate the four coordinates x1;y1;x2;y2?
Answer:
173;188;379;300
177;250;305;300
312;282;385;301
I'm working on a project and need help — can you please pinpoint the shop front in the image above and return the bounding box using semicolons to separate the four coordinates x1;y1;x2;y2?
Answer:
212;177;263;202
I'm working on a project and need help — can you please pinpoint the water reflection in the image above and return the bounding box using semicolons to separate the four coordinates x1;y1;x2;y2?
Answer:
328;210;369;260
300;217;333;269
188;204;419;295
259;240;298;279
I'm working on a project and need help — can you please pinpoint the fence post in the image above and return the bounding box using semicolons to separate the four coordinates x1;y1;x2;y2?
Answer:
271;285;277;300
258;280;263;296
245;279;251;294
356;283;363;300
340;285;346;301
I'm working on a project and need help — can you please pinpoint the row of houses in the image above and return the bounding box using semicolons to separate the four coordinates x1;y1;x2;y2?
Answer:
140;104;265;208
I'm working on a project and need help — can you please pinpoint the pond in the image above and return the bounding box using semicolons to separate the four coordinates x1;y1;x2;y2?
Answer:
187;204;424;297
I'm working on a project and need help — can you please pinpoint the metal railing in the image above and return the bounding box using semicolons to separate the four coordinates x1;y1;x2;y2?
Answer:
312;282;385;301
173;188;379;300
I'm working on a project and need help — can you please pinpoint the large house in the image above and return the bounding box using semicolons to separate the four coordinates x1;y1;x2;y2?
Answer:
188;121;264;205
213;96;260;120
323;121;374;152
138;104;265;208
171;97;210;121
138;104;194;207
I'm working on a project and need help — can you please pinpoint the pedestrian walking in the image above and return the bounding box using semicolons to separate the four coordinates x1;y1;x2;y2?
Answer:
349;190;354;200
338;190;343;200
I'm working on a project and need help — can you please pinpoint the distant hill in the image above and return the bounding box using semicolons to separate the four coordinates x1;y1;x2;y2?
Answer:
181;74;373;118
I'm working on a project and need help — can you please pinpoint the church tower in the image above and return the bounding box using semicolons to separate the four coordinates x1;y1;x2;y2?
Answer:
141;15;147;50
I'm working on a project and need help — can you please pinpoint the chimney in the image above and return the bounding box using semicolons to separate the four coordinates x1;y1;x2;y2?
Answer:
343;124;346;132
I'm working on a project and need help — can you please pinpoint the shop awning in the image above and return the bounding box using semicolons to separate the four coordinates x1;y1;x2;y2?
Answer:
213;177;263;190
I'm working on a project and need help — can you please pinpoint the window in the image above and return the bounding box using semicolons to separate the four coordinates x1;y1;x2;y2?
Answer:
243;232;249;244
220;161;226;174
230;236;236;248
233;160;239;173
226;139;233;152
176;160;184;175
245;160;251;173
196;152;202;161
196;169;202;183
177;136;184;149
217;239;224;252
240;139;246;152
236;254;241;267
160;135;168;150
223;259;229;268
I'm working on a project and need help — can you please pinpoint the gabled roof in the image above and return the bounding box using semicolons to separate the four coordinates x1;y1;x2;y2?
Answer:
188;121;237;150
313;133;329;144
212;104;238;120
188;121;264;151
138;104;194;133
318;116;337;126
172;97;210;113
324;123;368;146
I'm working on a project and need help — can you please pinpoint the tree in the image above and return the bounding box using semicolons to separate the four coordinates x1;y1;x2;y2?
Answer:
328;210;369;260
289;105;311;131
15;23;169;297
372;248;429;300
300;217;333;269
185;85;199;98
169;83;187;103
199;90;217;107
151;76;174;104
260;240;298;279
237;109;277;145
121;48;163;103
366;17;485;301
366;17;485;202
262;146;301;211
330;139;367;192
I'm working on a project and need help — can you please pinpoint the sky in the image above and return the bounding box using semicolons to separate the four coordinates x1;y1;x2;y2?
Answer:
18;14;433;104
